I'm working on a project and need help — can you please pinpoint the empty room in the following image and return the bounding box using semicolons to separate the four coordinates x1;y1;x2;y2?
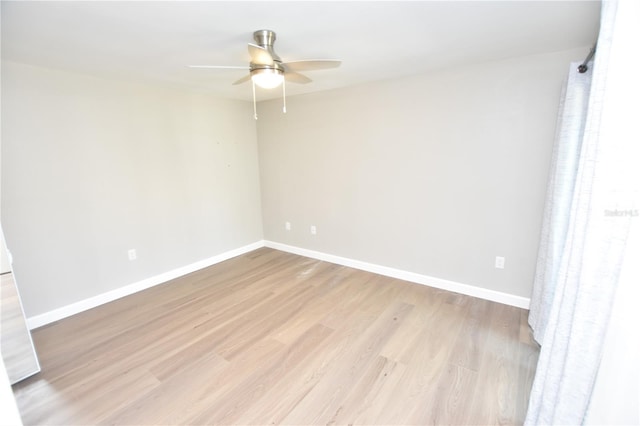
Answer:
1;1;638;425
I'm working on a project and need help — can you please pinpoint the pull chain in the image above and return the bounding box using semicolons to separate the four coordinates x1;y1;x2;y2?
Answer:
252;80;258;120
282;78;287;114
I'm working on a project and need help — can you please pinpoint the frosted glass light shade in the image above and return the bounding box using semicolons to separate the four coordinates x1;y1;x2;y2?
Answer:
251;68;284;89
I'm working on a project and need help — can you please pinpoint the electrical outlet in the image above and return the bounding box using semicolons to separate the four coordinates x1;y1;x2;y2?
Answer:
285;221;291;231
128;249;137;261
495;256;505;269
310;225;317;235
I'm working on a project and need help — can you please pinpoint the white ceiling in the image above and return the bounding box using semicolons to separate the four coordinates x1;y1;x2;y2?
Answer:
1;1;601;101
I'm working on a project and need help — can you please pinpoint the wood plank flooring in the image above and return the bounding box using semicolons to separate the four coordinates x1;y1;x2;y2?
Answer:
12;248;539;425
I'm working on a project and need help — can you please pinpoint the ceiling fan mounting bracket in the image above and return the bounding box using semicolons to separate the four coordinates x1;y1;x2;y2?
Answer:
253;29;276;48
252;29;282;63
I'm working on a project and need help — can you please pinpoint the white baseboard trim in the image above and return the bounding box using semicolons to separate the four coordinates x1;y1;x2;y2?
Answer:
264;241;530;310
27;239;529;329
26;241;265;330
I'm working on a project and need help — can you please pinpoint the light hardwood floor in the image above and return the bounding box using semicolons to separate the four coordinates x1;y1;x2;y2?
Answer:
13;248;539;425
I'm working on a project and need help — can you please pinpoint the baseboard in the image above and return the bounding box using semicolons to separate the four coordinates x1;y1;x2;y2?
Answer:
26;241;265;330
27;239;529;329
264;241;530;310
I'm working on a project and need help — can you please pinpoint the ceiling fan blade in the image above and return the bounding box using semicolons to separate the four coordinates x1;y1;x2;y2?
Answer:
285;71;312;84
283;59;341;72
188;65;249;70
232;74;252;85
248;43;273;65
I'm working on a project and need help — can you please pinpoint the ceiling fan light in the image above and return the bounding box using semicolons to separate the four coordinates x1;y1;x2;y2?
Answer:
251;68;284;89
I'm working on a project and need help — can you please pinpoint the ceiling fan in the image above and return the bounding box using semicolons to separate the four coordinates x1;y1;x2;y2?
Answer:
189;29;341;118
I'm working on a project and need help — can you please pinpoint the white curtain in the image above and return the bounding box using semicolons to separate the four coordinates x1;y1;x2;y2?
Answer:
528;61;592;343
526;0;640;424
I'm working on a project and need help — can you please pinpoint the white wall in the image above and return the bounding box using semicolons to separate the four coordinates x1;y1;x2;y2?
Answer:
2;46;588;318
1;62;263;318
258;47;588;299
